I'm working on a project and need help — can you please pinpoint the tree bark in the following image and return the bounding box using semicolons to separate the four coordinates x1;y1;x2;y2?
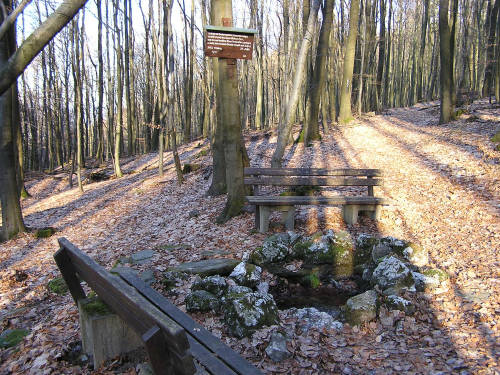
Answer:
271;0;320;168
439;0;458;123
0;1;25;241
212;0;249;223
304;0;335;145
338;0;361;123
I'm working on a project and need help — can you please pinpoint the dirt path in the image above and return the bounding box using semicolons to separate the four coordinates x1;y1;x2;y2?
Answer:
0;101;499;374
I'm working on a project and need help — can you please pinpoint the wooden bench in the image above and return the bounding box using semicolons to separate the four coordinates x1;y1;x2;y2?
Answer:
54;238;263;375
244;167;385;232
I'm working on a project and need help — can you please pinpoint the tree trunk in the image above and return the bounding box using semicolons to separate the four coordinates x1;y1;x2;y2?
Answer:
211;0;248;223
304;0;335;144
0;1;25;241
338;0;361;123
271;0;320;167
376;0;386;109
113;0;123;177
439;0;458;123
483;0;500;98
96;0;104;163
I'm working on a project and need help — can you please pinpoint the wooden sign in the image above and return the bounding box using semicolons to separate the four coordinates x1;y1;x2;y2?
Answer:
204;26;257;60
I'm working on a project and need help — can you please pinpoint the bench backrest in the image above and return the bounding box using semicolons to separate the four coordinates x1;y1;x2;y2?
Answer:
244;167;383;187
54;238;195;375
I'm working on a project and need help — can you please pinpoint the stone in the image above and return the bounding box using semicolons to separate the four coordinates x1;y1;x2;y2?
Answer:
413;268;449;292
402;243;428;267
223;292;279;338
372;243;393;262
47;277;69;295
162;271;189;289
130;250;158;265
222;285;254;303
185;290;220;312
136;363;154;375
286;307;343;333
188;210;200;218
139;270;156;285
192;275;228;297
379;236;408;254
229;262;262;288
257;282;269;294
329;231;354;278
355;234;379;266
265;332;291;362
385;295;415;315
250;233;292;265
169;259;240;277
0;329;30;348
78;297;142;370
345;290;378;326
34;227;56;238
371;255;414;292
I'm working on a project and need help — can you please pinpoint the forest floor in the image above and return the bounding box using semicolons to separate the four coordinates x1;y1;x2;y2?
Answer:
0;99;499;375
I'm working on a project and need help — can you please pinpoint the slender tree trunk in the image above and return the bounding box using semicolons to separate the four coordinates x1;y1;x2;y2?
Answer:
376;0;386;109
439;0;458;123
304;0;335;144
339;0;361;123
96;0;104;163
0;1;26;241
483;0;500;98
271;0;320;167
212;0;249;223
417;0;429;101
113;0;123;177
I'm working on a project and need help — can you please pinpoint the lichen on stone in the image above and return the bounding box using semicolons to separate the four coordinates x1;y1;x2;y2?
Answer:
345;290;378;326
185;290;220;312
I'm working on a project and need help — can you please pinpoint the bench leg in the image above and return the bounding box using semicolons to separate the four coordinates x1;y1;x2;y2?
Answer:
342;204;359;225
281;206;295;231
255;205;260;230
358;204;382;221
259;206;271;233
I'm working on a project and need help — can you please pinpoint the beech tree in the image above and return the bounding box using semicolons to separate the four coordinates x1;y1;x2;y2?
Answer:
0;0;88;242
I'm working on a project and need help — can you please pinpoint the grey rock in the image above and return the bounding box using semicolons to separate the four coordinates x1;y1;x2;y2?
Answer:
229;262;262;288
286;307;343;333
257;282;269;295
385;295;415;315
249;233;292;265
139;270;156;285
402;244;428;267
379;236;407;254
372;243;393;262
192;275;228;297
136;363;154;375
355;234;379;266
162;271;189;289
169;258;240;277
265;332;291;362
223;285;254;303
185;290;220;312
223;292;279;338
188;210;200;218
412;268;449;292
371;256;414;291
130;250;158;265
345;290;378;326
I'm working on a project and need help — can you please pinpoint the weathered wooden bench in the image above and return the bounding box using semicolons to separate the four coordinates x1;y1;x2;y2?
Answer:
54;238;262;375
244;167;385;232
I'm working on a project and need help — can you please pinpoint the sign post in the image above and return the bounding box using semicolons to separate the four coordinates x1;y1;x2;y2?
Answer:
204;25;257;60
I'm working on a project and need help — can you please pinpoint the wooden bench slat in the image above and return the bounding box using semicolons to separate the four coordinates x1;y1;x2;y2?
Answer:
116;268;263;375
246;196;386;205
244;176;382;187
188;339;238;375
244;167;383;177
57;238;190;355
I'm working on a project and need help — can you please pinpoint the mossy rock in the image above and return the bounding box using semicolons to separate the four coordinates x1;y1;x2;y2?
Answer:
345;290;378;326
329;231;354;278
35;227;56;238
0;329;30;348
421;268;449;282
47;277;68;295
182;163;202;174
195;148;210;159
355;234;379;267
185;290;220;313
492;131;500;143
80;295;113;316
299;271;321;288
